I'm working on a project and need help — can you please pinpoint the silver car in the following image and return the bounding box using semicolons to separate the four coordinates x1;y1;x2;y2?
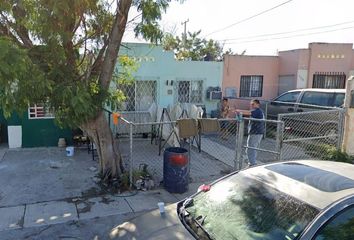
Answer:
113;160;354;240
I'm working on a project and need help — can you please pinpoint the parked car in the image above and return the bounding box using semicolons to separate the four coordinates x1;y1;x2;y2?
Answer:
266;88;345;119
264;89;345;141
112;160;354;240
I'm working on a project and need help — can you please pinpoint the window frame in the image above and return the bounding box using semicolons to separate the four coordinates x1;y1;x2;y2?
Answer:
312;73;346;89
299;196;354;239
312;204;354;240
135;80;158;111
274;91;301;103
175;79;203;104
299;91;334;107
120;80;158;111
28;104;55;120
333;93;345;107
239;75;263;98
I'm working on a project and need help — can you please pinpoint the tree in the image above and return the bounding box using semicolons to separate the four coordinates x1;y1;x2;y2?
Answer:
162;30;223;61
0;0;179;183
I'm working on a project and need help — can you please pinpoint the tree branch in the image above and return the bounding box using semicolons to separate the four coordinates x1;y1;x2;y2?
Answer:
0;22;23;45
99;0;132;90
77;17;88;70
11;5;33;48
91;37;108;75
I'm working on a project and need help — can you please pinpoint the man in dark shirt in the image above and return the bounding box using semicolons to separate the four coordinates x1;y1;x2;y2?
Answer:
236;99;265;166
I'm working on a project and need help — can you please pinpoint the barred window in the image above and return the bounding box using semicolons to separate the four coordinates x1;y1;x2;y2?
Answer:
313;72;346;89
120;80;157;111
240;75;263;97
176;80;203;104
177;81;190;103
28;104;54;119
136;81;157;111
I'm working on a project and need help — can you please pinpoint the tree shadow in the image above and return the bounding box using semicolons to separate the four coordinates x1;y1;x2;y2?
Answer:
229;178;318;239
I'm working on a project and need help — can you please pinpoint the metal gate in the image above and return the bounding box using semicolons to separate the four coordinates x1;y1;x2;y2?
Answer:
278;109;345;161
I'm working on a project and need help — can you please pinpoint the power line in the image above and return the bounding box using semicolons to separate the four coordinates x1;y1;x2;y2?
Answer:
127;13;142;24
218;20;354;42
223;25;354;45
205;0;294;37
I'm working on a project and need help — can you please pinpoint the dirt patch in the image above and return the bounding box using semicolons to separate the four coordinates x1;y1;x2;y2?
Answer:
76;200;94;214
80;187;105;199
99;196;114;205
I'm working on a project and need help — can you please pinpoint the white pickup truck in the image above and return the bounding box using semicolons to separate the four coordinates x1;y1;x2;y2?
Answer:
266;88;345;119
265;88;345;141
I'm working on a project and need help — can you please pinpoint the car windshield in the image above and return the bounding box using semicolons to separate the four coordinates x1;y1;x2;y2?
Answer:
182;172;319;240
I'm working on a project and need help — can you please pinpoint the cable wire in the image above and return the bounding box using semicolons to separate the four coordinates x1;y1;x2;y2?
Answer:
218;20;354;42
205;0;294;37
224;25;354;45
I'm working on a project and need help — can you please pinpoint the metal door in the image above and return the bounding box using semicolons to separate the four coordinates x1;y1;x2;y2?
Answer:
278;75;296;95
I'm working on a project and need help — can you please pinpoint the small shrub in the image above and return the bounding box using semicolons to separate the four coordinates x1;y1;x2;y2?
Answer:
304;143;354;164
120;165;151;190
324;147;354;164
304;143;329;159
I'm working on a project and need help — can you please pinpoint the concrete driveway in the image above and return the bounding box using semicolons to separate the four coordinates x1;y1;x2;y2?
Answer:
0;147;99;207
0;147;206;239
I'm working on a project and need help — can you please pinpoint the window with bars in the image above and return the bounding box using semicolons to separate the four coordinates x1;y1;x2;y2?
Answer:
120;80;157;111
312;72;346;89
175;80;203;104
28;104;54;119
239;75;263;97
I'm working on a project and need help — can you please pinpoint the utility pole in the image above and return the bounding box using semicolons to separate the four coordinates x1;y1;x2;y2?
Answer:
181;19;189;49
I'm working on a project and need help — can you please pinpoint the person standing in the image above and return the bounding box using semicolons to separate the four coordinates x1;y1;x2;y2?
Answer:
220;98;230;139
236;99;265;166
221;97;230;118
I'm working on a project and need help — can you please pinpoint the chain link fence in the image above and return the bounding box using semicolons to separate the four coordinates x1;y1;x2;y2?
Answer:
106;105;346;189
116;115;285;188
117;120;233;187
279;109;345;161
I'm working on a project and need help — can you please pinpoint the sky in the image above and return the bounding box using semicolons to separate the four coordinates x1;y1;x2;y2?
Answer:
123;0;354;55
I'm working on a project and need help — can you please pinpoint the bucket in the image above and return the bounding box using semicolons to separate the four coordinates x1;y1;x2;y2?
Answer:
66;146;74;157
58;138;66;147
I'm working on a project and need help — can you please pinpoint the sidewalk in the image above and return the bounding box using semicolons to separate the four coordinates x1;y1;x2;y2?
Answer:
0;143;7;162
0;182;202;233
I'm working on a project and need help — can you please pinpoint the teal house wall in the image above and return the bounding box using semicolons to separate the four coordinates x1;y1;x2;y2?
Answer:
21;116;73;148
0;110;72;148
118;43;223;115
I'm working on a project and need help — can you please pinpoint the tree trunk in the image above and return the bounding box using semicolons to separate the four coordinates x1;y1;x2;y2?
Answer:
81;110;122;182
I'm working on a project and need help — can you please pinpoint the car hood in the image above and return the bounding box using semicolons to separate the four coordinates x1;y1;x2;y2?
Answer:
109;203;195;240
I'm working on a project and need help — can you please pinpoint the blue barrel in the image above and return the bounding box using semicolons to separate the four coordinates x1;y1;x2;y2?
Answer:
163;147;189;193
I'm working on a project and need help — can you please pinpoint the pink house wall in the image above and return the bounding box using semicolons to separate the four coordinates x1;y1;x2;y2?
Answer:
279;50;302;75
278;49;310;73
223;55;279;110
307;43;353;87
222;43;354;110
298;50;310;70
